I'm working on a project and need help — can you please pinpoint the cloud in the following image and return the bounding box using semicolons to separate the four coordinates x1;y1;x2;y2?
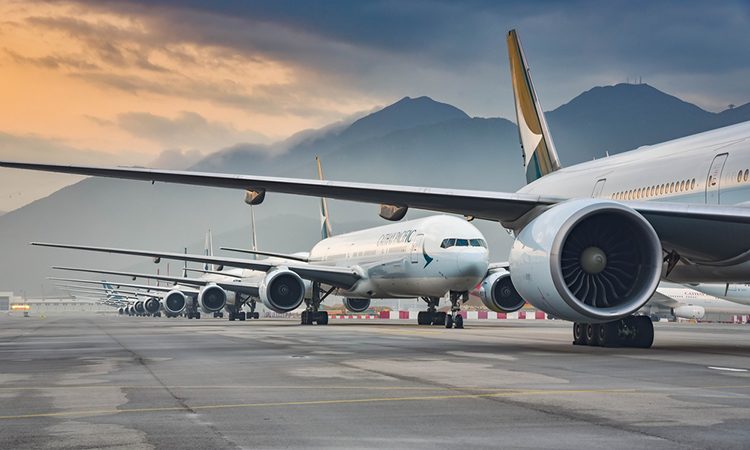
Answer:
149;148;205;169
114;111;270;150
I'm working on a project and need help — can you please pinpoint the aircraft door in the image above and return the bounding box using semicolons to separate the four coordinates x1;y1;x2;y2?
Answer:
410;234;424;264
591;178;606;198
705;153;728;204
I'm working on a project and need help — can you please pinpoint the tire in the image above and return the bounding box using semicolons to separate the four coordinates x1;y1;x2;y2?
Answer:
417;311;429;325
633;316;654;348
454;314;464;329
598;322;619;347
444;314;454;328
195;313;201;319
573;323;588;345
586;324;599;346
316;312;329;325
433;312;447;326
229;313;235;321
253;312;260;319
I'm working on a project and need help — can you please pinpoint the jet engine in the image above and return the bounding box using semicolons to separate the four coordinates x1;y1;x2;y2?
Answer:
509;199;662;323
198;285;227;312
118;307;125;315
343;298;371;313
478;269;525;313
144;297;161;315
133;301;146;315
672;305;705;320
162;290;187;315
260;269;305;313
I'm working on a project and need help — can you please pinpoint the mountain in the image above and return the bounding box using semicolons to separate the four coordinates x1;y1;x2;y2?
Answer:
2;85;750;293
0;210;5;217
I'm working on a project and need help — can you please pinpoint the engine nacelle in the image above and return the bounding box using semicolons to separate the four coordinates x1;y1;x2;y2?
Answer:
162;290;187;315
144;297;161;315
479;269;525;313
133;301;146;315
198;285;227;312
509;199;662;323
672;305;705;320
343;298;371;313
118;307;125;315
260;269;305;313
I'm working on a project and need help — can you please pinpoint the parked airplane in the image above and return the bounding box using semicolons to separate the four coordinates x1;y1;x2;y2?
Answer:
645;284;750;321
686;283;750;306
5;31;750;346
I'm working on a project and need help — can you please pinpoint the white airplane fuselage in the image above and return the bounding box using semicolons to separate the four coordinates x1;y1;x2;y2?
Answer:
308;215;489;298
654;286;750;317
519;121;750;282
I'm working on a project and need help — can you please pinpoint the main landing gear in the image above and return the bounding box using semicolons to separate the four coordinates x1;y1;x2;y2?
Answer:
301;282;335;326
417;297;446;326
228;296;261;321
573;316;654;348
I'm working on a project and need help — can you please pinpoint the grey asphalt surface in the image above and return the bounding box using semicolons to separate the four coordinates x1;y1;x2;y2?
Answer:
1;314;749;449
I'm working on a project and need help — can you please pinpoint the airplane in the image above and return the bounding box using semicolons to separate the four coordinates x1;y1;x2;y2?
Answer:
684;283;750;306
5;30;750;347
645;284;750;321
38;158;498;327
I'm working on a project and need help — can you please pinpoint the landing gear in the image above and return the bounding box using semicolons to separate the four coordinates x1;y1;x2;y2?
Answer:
417;297;445;325
573;316;654;348
444;291;467;329
228;311;246;321
301;282;334;326
213;311;224;318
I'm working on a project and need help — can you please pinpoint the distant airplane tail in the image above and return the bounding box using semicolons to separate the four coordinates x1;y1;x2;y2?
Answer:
507;29;561;183
204;229;214;271
316;156;334;239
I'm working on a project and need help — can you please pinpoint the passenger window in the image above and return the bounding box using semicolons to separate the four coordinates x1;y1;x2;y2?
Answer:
670;182;675;193
691;178;696;189
739;171;743;183
440;238;455;248
745;169;749;182
680;180;685;191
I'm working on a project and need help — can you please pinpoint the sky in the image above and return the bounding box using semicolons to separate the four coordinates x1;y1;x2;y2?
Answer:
0;0;749;211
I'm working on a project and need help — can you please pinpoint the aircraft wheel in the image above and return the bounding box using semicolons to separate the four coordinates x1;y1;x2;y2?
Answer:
454;314;464;329
572;323;588;345
316;311;329;325
586;323;599;346
632;316;654;348
444;314;454;329
432;312;447;326
597;322;618;347
417;311;431;325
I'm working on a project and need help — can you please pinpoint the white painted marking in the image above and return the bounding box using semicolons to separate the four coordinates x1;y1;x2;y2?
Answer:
707;366;748;372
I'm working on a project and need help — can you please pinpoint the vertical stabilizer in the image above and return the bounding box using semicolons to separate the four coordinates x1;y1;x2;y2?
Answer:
204;229;214;271
507;29;561;183
316;156;334;239
249;205;258;260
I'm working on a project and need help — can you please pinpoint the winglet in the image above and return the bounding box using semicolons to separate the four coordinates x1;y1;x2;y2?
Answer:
507;29;561;183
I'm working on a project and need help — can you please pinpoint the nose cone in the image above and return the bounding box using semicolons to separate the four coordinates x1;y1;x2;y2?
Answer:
458;249;490;279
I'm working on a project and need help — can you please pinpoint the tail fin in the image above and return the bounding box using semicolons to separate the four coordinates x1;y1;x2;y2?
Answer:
249;205;258;260
204;229;214;271
316;156;334;239
507;29;561;183
182;248;188;278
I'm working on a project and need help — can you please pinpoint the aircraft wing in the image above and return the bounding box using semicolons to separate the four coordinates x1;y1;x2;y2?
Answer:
5;162;750;262
2;162;553;222
53;266;260;296
220;247;309;262
37;242;361;289
48;276;197;294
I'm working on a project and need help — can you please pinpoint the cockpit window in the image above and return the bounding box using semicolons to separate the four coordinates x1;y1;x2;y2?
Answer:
470;239;487;248
455;239;469;247
440;238;456;248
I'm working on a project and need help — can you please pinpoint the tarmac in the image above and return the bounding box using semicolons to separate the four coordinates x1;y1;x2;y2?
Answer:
1;314;749;449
